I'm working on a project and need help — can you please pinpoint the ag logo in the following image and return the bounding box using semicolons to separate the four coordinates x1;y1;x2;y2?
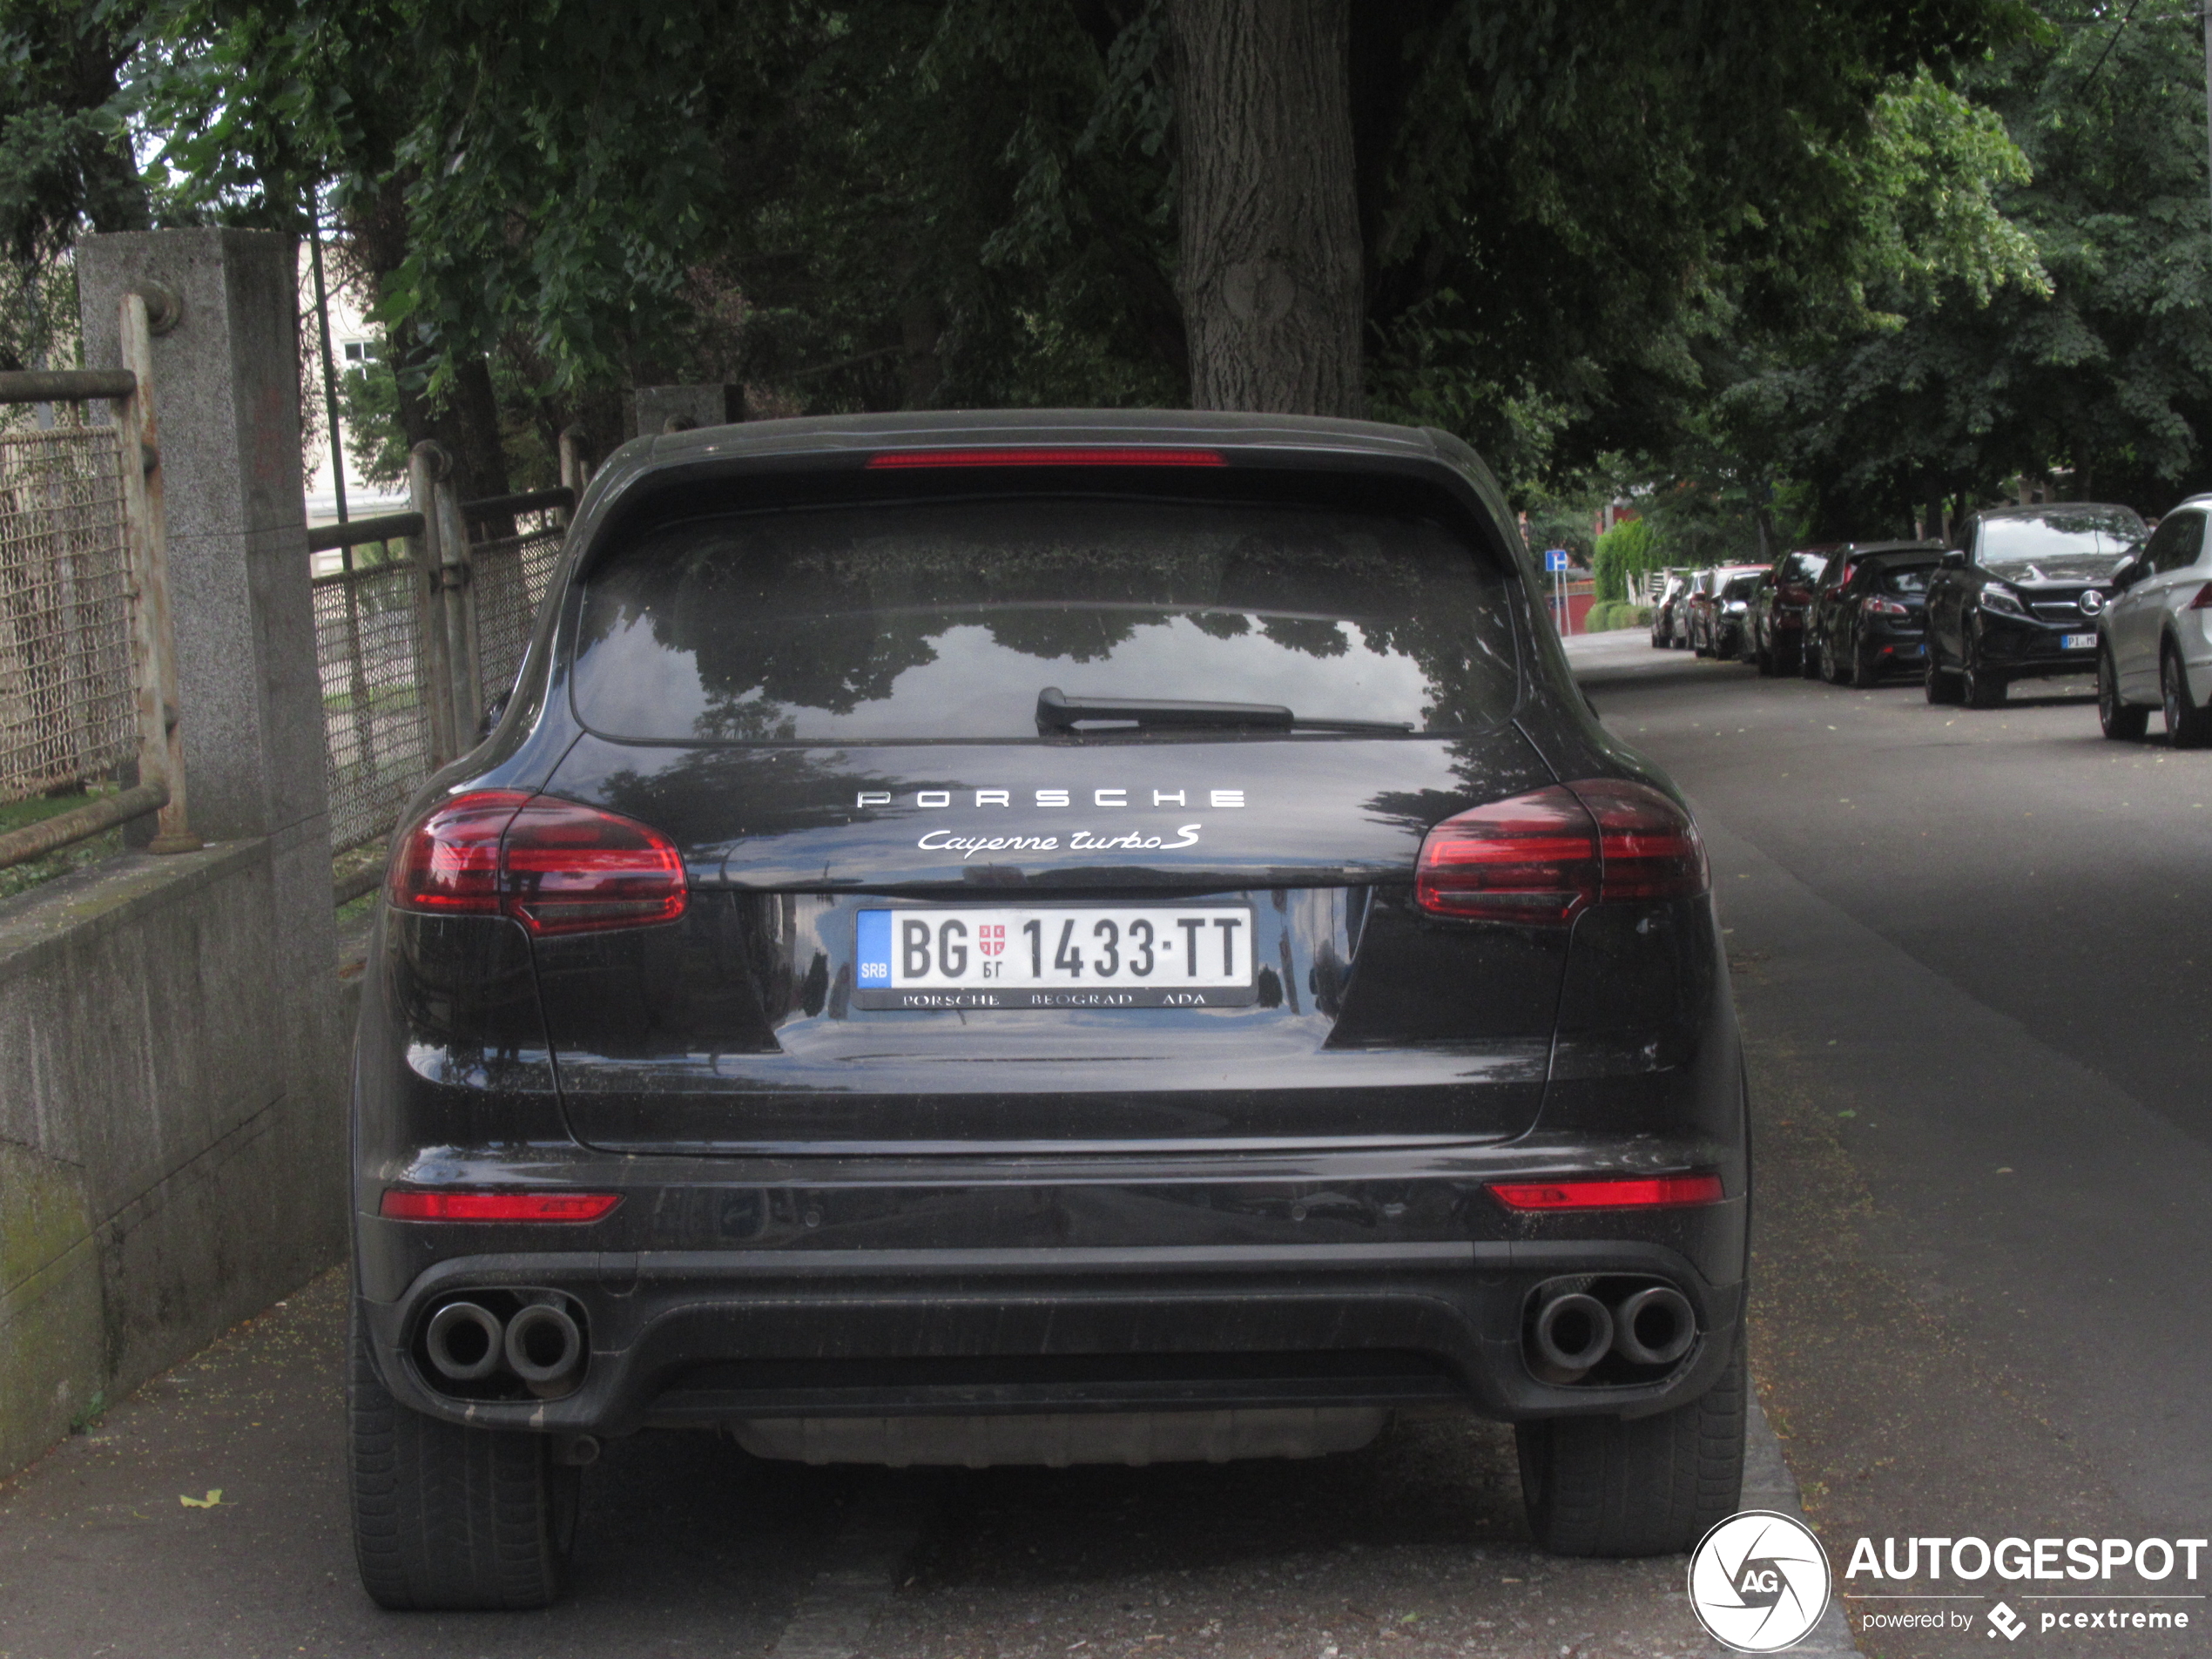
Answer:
1688;1510;1832;1652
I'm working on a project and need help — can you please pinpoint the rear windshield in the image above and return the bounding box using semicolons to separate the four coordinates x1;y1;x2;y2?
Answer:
1720;575;1763;601
570;497;1518;743
1779;553;1826;584
1878;563;1935;595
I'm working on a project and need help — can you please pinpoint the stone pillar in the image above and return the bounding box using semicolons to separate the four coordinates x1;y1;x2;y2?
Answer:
69;229;346;1325
77;229;329;848
629;382;739;438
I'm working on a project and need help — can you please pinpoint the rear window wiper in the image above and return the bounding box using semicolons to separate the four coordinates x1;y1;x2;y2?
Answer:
1035;686;1414;735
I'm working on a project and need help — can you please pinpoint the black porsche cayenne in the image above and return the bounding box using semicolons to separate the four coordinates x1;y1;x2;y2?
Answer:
350;412;1749;1609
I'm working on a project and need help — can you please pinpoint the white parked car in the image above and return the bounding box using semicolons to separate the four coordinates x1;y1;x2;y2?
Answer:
2099;500;2212;745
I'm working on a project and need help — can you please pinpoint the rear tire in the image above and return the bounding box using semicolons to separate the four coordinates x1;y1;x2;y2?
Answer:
1800;637;1822;680
349;1299;578;1610
1925;652;1962;705
2099;645;2148;740
1849;638;1877;689
1754;641;1775;677
2163;646;2212;748
1516;1334;1747;1557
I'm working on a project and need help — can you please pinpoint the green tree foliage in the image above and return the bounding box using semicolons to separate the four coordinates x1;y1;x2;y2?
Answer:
1591;516;1659;603
1733;1;2212;528
3;0;2074;518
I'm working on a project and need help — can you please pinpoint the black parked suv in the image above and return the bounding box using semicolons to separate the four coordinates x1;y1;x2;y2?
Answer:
1926;503;2144;707
1811;544;1944;685
1748;546;1835;676
350;412;1749;1608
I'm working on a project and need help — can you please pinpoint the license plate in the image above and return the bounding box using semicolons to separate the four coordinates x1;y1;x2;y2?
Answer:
853;907;1257;1009
2062;633;2098;651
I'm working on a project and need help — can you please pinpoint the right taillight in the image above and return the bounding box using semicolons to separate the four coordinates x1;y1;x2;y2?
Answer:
388;791;688;934
1571;779;1709;903
2188;583;2212;610
1414;786;1601;924
1413;779;1706;923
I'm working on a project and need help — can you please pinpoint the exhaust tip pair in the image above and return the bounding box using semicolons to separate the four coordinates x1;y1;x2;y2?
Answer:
1527;1284;1695;1385
423;1297;585;1394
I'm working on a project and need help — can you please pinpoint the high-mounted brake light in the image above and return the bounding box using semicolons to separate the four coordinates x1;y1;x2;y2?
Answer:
388;792;687;935
1489;1175;1724;1211
866;447;1226;469
380;1189;624;1222
1413;780;1706;923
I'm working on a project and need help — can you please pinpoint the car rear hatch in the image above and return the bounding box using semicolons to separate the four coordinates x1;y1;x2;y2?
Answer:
527;461;1571;1156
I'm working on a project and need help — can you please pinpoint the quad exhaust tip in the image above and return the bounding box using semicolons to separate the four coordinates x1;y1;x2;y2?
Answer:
1529;1291;1614;1384
1612;1285;1696;1367
421;1295;587;1394
1525;1281;1699;1384
424;1300;504;1382
504;1302;584;1387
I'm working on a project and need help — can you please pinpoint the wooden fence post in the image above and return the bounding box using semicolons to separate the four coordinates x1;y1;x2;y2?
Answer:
114;290;198;853
406;442;458;765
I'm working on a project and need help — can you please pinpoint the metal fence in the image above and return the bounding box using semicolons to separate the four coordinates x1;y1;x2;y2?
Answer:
468;496;568;709
314;550;434;855
309;473;571;885
0;327;192;872
0;421;136;801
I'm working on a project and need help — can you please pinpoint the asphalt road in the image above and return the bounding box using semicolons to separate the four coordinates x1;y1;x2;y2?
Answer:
11;625;2209;1658
1575;627;2212;1656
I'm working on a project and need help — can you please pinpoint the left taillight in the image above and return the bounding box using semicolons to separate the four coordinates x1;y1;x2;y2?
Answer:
1413;779;1707;924
388;791;688;935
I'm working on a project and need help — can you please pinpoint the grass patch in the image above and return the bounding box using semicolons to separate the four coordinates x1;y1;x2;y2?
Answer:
0;788;129;902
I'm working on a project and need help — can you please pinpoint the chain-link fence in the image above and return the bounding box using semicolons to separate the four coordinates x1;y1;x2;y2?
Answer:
313;550;434;855
0;421;137;804
470;502;565;708
308;484;570;873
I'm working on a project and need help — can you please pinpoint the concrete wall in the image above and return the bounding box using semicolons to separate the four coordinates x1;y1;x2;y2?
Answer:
0;846;347;1474
0;227;347;1477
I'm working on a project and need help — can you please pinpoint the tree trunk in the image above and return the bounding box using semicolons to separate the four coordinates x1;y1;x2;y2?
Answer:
344;180;513;507
1168;0;1364;417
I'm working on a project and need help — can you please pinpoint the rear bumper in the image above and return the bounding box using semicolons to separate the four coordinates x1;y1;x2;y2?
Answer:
355;1157;1747;1437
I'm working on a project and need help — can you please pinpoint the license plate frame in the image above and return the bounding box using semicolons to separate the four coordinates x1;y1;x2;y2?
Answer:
2061;632;2098;651
853;905;1259;1010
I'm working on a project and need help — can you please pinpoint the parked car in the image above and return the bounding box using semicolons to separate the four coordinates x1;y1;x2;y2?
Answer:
1802;542;1932;679
1926;503;2145;708
1650;570;1691;649
1748;546;1837;676
1689;564;1768;658
351;411;1750;1608
2098;496;2212;744
1668;568;1714;649
1811;548;1943;686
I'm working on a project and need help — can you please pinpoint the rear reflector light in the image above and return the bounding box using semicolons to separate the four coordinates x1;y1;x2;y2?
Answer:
1413;780;1707;923
2189;583;2212;610
1489;1175;1724;1211
388;792;687;935
866;447;1225;469
380;1189;624;1222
